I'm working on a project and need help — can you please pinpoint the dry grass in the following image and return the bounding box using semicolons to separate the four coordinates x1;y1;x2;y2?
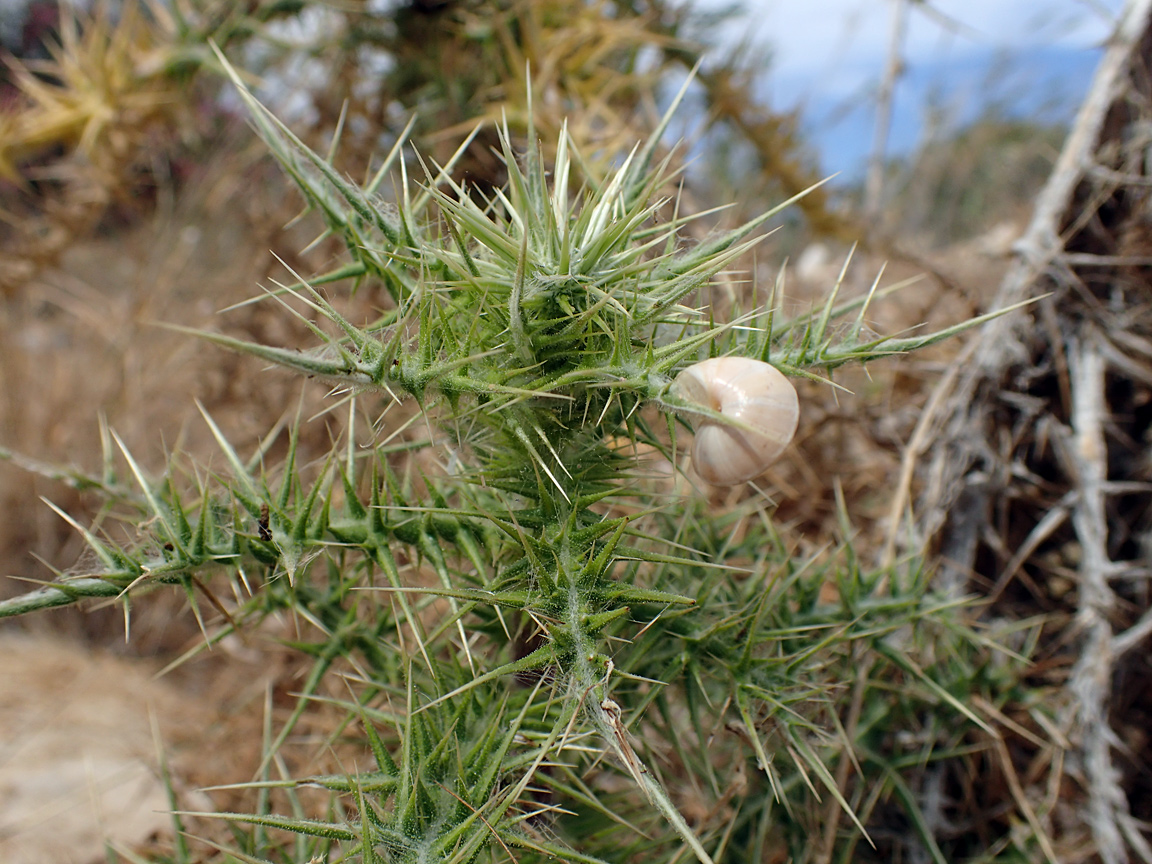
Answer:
0;131;401;858
0;133;333;613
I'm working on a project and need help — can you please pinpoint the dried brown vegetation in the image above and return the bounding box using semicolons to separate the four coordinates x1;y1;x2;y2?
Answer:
916;3;1152;860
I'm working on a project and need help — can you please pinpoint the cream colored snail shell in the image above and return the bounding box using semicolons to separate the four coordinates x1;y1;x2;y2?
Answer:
674;357;799;486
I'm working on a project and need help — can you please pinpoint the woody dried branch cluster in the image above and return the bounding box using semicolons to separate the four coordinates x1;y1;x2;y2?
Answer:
917;1;1152;860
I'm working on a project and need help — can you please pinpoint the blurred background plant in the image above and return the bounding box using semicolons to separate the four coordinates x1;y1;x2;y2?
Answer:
0;0;847;292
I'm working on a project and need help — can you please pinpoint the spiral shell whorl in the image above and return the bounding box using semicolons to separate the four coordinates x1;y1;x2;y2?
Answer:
674;357;799;486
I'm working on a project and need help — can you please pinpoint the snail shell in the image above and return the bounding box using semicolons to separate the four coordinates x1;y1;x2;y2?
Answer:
674;357;799;486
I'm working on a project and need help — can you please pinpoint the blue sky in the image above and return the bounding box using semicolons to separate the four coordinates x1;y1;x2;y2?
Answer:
715;0;1128;176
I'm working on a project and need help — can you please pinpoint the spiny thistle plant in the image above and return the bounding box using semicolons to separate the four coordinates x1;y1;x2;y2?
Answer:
0;2;171;182
0;51;1040;864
